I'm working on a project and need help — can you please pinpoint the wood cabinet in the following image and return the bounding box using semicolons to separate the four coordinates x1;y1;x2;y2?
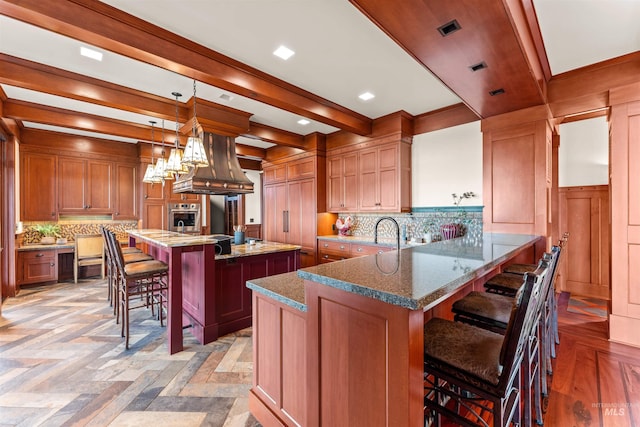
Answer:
317;239;393;264
17;249;57;285
114;163;138;220
327;140;411;213
21;152;57;220
263;155;325;268
58;157;113;213
327;153;358;212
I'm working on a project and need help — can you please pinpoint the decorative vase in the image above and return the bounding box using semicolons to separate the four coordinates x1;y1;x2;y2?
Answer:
56;237;67;245
440;223;461;240
423;232;432;244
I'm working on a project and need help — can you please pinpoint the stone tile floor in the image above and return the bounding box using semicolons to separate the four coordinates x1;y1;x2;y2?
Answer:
0;280;261;427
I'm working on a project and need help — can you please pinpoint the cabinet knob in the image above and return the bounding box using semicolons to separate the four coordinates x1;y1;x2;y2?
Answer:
144;194;149;199
36;253;44;257
323;243;328;248
50;262;55;267
323;255;329;259
115;212;120;216
51;212;55;217
357;248;362;252
339;245;345;250
377;250;384;254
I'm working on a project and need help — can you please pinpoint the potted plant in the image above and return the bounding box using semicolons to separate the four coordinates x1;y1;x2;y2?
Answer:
33;224;61;245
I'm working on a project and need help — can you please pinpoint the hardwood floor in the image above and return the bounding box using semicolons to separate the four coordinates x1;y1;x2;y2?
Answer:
1;281;639;426
545;293;640;427
0;280;260;427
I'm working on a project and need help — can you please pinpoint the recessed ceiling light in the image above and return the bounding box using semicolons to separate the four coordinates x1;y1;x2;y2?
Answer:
80;46;103;61
219;93;233;101
297;119;310;125
359;92;375;101
273;45;295;60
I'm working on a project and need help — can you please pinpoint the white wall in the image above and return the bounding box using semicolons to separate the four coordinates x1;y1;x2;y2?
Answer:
559;116;608;187
244;169;262;224
411;121;483;207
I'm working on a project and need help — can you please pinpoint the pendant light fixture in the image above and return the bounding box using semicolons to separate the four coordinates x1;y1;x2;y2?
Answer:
152;120;169;183
165;91;188;176
158;119;174;180
181;80;208;167
142;120;162;184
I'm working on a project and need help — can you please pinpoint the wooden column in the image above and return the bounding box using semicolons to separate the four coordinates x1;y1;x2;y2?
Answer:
609;82;640;347
481;105;553;255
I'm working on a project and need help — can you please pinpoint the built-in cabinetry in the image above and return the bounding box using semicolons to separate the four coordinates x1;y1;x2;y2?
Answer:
263;153;325;268
21;153;57;221
19;135;139;221
317;239;393;263
17;249;57;285
58;157;113;213
140;160;201;231
326;138;411;213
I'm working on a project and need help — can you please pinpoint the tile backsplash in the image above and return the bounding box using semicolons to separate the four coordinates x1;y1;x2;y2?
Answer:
22;221;138;244
335;208;483;242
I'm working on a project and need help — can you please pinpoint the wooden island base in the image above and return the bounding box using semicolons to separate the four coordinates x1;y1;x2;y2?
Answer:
248;233;542;426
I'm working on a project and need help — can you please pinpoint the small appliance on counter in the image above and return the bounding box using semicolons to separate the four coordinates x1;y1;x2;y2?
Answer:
211;234;232;255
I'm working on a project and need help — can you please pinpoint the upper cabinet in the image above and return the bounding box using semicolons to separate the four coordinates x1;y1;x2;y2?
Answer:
327;139;411;213
19;132;140;221
58;157;113;214
21;152;57;221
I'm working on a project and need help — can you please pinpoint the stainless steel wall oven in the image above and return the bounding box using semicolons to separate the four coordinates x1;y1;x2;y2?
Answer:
167;203;201;234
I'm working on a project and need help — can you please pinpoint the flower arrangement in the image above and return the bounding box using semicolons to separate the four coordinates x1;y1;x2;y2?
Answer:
32;223;61;244
335;216;353;236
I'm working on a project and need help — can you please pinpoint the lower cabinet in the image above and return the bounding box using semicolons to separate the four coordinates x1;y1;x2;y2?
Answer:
317;239;393;264
215;250;300;337
17;249;57;285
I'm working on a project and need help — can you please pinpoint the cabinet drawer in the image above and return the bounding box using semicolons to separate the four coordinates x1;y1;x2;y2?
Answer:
318;240;351;253
318;251;349;263
351;244;393;257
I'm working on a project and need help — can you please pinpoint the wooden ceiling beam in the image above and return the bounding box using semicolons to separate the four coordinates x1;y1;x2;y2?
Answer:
0;0;372;135
246;123;307;149
0;54;184;122
414;103;478;134
4;99;163;142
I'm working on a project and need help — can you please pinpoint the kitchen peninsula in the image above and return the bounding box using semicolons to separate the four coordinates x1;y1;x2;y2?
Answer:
247;233;542;427
127;230;300;354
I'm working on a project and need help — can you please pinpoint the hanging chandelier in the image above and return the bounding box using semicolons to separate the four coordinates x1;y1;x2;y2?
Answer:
165;91;189;176
181;79;208;167
142;120;162;184
155;119;174;180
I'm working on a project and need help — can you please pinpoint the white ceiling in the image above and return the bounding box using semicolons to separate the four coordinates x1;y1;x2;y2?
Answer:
1;0;638;148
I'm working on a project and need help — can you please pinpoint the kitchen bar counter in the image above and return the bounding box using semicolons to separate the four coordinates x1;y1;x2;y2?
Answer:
128;229;300;354
248;232;543;426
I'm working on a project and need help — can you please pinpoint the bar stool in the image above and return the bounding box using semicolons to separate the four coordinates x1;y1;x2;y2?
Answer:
105;230;169;349
101;227;151;321
451;253;557;425
423;265;548;427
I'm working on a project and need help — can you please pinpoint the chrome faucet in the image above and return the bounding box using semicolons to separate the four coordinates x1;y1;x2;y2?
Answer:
374;216;400;252
177;220;185;233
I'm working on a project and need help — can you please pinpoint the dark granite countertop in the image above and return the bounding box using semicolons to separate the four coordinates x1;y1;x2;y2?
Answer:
247;233;542;312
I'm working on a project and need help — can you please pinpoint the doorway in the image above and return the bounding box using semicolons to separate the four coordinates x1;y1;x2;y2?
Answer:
557;116;610;300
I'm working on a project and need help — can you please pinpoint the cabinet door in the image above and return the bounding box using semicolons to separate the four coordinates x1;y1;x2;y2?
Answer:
143;203;166;230
378;144;399;211
142;162;165;201
20;250;57;285
263;183;287;243
21;153;57;220
358;148;379;211
58;157;86;212
86;160;113;212
328;154;358;212
114;163;138;220
287;179;316;267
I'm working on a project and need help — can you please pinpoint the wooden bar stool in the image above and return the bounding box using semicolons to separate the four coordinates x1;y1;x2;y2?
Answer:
423;265;548;427
451;254;556;425
106;230;169;349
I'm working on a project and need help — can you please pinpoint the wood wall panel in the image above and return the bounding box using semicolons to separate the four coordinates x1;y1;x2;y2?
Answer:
559;186;609;299
482;116;551;244
491;134;535;224
609;90;640;347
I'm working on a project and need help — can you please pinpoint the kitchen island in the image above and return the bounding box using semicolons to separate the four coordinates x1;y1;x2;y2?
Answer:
247;233;543;427
127;230;300;354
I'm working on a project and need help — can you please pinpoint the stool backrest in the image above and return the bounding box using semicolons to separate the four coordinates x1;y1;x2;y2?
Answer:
497;262;549;389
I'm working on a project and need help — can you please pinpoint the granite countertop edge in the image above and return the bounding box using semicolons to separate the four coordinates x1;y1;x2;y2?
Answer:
317;234;424;248
247;272;307;312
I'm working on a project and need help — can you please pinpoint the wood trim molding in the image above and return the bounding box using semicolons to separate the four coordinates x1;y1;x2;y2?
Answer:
0;0;372;135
